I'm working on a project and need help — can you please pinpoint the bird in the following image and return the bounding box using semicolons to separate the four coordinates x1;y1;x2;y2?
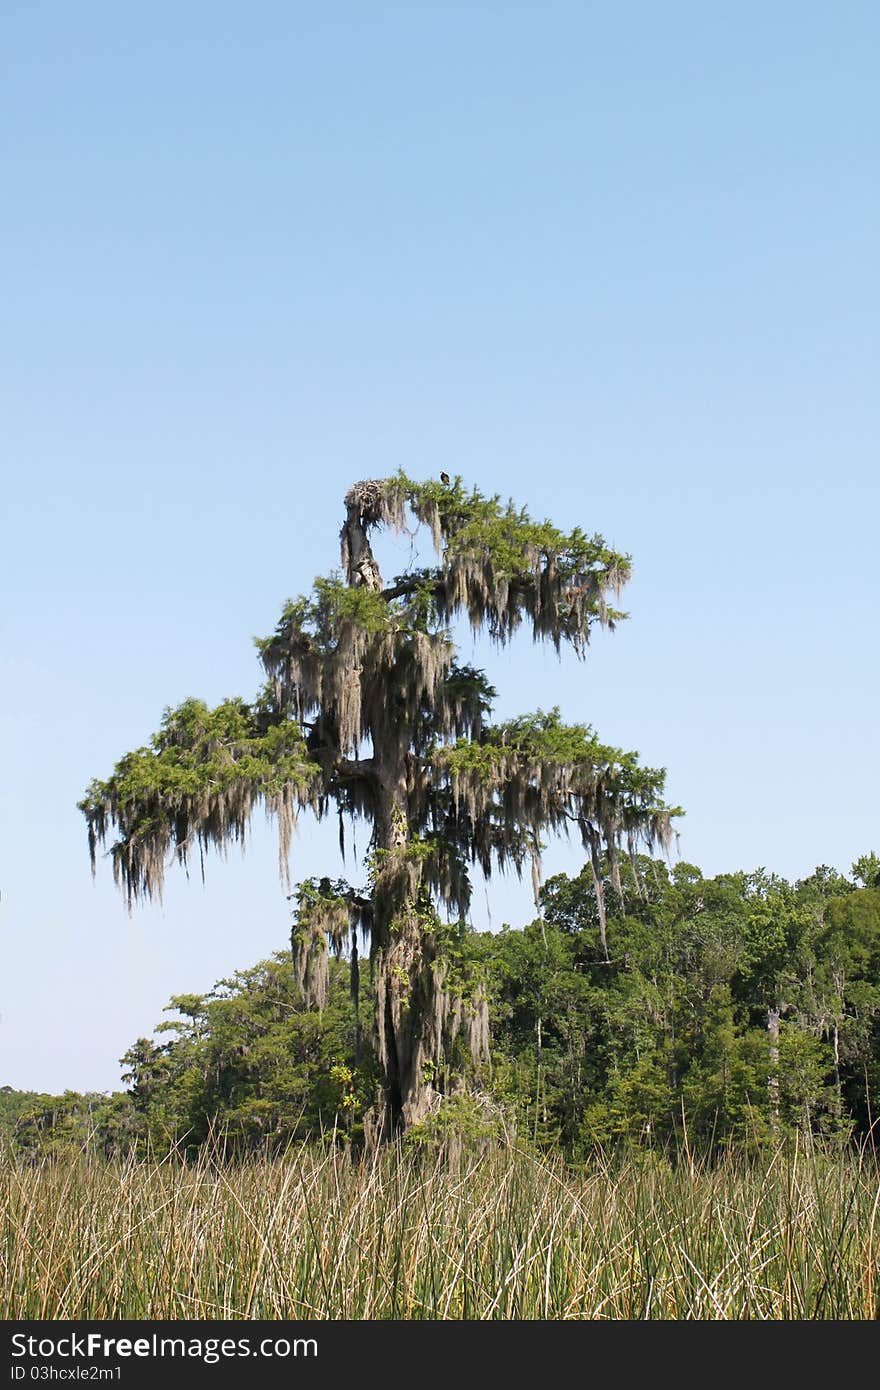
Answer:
440;471;450;485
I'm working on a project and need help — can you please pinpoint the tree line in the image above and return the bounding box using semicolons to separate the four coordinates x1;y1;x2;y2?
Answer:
6;850;880;1160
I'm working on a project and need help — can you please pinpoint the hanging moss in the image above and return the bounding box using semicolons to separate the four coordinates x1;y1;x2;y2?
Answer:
373;471;630;652
257;578;457;760
288;876;374;1013
79;698;319;909
433;711;676;867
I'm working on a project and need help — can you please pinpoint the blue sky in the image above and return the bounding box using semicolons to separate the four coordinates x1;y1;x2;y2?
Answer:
2;2;877;1093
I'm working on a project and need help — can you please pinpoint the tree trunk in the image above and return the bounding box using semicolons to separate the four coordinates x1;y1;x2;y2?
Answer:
341;482;489;1142
768;1006;780;1132
370;774;438;1137
351;934;361;1067
340;499;383;591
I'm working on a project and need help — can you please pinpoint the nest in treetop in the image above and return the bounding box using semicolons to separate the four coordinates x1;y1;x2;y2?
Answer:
345;479;394;527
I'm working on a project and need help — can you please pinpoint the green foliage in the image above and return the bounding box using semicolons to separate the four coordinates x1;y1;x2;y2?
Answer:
404;1092;508;1159
139;953;379;1152
80;697;317;906
257;576;408;654
0;1087;141;1160
483;854;880;1157
0;953;379;1161
852;851;880;890
438;708;674;812
10;850;880;1165
392;469;632;634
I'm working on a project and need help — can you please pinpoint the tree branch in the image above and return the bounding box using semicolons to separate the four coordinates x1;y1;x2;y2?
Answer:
380;575;442;603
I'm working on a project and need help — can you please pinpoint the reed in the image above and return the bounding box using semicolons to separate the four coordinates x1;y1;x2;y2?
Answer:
3;1139;879;1319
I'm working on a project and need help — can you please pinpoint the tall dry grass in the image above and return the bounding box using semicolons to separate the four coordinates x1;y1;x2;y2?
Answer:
3;1139;880;1319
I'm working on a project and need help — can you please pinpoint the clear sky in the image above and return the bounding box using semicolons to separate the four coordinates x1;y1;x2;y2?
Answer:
2;2;877;1094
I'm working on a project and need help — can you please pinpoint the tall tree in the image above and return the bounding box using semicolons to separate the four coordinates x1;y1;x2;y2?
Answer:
81;475;677;1135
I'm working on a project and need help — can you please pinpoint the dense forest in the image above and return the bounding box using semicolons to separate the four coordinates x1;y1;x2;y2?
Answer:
6;850;880;1161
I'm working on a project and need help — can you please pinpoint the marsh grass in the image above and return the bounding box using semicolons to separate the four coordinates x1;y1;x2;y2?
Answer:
3;1138;880;1319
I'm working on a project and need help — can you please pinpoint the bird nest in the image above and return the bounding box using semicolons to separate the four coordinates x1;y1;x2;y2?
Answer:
344;479;396;527
343;476;443;553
